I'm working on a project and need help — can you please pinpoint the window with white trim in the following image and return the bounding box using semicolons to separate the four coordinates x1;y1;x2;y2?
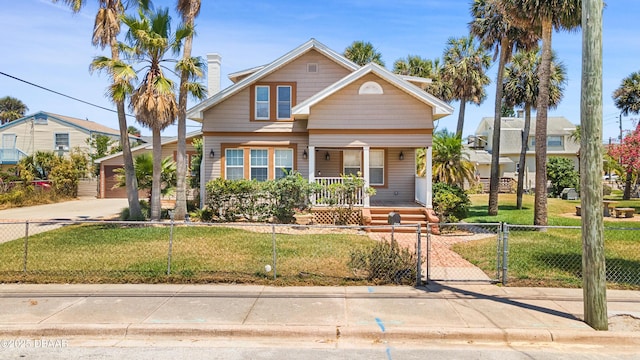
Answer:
276;85;292;119
274;149;293;179
369;150;384;185
225;149;244;180
255;85;270;120
250;149;268;181
54;133;70;151
343;150;361;176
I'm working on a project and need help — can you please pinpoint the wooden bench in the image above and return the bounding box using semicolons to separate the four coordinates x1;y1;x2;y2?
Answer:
575;206;581;216
612;207;635;218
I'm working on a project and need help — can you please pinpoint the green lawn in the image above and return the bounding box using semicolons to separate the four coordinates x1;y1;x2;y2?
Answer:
456;194;640;289
0;223;376;285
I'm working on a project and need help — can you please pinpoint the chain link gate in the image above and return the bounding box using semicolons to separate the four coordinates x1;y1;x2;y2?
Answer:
424;222;503;284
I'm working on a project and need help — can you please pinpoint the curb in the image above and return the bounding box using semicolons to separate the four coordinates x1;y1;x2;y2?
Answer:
2;324;639;346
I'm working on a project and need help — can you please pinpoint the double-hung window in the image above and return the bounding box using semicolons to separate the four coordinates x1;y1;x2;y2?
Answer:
274;149;293;179
343;150;361;176
277;86;292;119
255;85;270;120
250;149;268;181
225;149;244;180
369;150;384;185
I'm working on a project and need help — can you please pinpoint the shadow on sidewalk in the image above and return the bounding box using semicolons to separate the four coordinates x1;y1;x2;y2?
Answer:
421;282;580;322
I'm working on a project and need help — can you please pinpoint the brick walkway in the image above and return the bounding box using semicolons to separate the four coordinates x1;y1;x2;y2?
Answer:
368;231;496;281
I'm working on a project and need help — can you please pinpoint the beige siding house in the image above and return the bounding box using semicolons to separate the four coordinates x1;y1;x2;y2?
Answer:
187;39;453;223
0;111;129;168
469;115;579;190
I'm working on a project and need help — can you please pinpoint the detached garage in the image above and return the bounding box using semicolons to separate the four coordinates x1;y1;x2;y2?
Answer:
95;131;201;198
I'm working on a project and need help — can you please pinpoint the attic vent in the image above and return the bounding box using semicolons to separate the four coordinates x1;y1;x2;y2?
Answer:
359;81;383;95
307;63;318;73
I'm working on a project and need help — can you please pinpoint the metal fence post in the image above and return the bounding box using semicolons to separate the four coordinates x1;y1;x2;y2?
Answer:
496;222;503;281
426;222;431;284
502;223;509;286
167;211;175;275
271;224;277;280
416;224;422;287
23;221;29;273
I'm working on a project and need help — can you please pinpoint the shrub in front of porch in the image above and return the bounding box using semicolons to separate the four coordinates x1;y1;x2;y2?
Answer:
433;182;470;223
203;172;318;223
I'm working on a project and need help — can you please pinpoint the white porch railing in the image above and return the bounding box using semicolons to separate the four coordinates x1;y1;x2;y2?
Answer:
415;175;427;206
313;177;364;206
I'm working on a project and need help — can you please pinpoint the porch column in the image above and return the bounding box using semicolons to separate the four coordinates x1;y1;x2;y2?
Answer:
308;145;315;183
425;146;433;209
363;146;370;207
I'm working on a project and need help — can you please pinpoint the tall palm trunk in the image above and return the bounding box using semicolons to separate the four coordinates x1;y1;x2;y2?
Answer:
534;20;553;226
110;36;142;219
488;39;509;216
623;172;632;200
174;3;198;221
456;98;467;137
151;127;162;221
516;104;532;209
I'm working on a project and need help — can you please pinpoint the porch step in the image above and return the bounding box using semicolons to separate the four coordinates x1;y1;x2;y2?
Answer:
366;207;431;233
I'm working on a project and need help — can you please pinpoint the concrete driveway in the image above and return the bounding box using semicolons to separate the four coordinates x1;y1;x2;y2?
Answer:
0;197;128;221
0;198;129;244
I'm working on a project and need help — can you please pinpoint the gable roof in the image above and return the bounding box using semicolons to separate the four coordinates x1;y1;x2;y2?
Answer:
186;38;360;122
0;111;140;140
94;130;202;163
475;116;577;135
292;62;454;120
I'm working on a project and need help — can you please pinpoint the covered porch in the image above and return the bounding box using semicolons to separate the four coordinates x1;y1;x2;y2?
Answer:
305;145;434;209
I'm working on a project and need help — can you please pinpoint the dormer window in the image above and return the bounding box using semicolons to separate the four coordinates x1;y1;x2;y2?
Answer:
251;82;296;121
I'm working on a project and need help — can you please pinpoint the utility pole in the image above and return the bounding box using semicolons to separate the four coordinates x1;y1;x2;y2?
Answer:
581;0;608;330
619;112;623;142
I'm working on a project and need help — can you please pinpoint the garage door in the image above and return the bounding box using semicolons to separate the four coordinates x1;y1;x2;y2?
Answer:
103;166;128;198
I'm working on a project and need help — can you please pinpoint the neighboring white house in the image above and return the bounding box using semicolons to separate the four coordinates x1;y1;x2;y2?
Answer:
468;115;580;190
0;111;139;168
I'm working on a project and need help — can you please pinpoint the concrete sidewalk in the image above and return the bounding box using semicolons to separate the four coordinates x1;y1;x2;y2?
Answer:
0;283;638;346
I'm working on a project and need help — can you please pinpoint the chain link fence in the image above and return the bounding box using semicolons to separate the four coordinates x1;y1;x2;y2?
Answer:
0;220;423;286
1;219;638;289
424;222;502;283
503;224;640;289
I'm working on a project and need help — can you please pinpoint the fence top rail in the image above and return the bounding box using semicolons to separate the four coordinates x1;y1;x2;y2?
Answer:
506;224;581;230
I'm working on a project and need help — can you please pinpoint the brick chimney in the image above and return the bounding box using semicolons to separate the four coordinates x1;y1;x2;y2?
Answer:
207;53;221;98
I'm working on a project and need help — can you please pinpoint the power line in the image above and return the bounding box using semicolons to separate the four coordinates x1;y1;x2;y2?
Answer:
0;71;135;118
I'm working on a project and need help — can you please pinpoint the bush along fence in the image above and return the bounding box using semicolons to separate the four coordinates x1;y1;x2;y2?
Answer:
0;220;638;289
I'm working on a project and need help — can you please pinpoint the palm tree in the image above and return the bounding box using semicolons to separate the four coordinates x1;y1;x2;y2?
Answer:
174;0;206;220
115;153;177;205
503;0;582;226
392;55;450;99
612;71;640;199
343;41;384;67
121;7;182;221
53;0;145;220
0;96;28;124
432;130;476;187
440;35;491;138
469;0;539;216
503;49;567;209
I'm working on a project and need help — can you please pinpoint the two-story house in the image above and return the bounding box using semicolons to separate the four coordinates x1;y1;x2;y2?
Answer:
187;39;453;225
0;111;138;169
469;114;580;191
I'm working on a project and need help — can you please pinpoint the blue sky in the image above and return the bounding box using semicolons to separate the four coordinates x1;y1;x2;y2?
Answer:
1;0;639;142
